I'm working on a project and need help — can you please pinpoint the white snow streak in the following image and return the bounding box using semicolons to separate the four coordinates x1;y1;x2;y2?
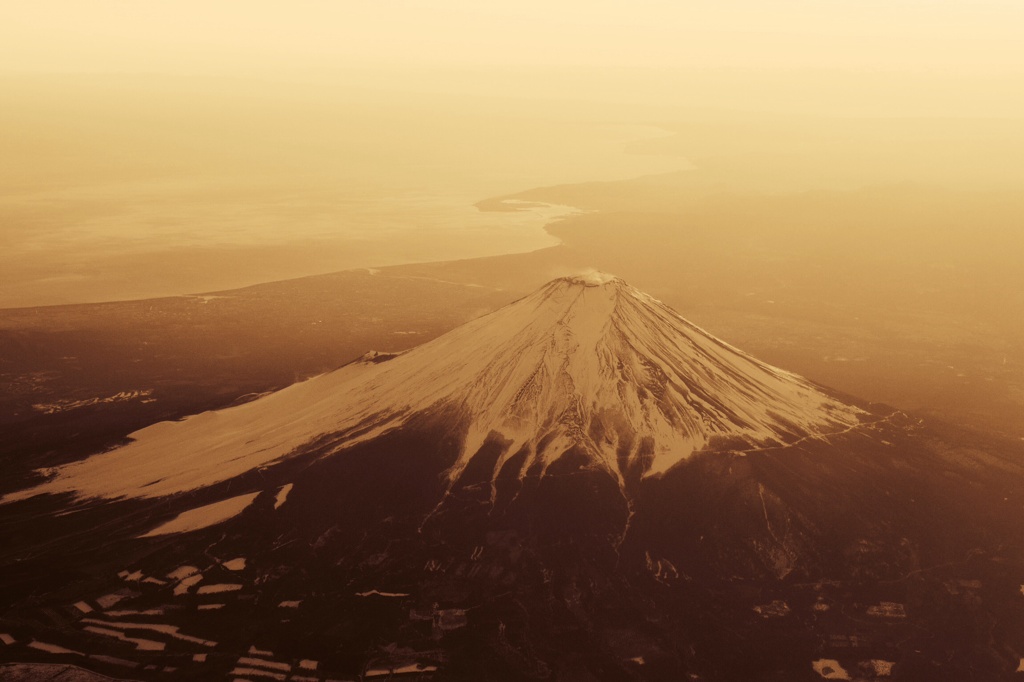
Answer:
138;493;259;537
273;484;293;510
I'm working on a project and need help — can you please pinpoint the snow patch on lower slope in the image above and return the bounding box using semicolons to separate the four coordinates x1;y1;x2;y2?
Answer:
3;275;864;502
139;492;260;537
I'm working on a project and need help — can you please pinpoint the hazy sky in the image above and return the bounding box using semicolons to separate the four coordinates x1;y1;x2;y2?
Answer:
4;0;1024;74
3;1;1023;307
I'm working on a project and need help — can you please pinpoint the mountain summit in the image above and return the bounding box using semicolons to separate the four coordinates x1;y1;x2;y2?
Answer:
10;274;862;502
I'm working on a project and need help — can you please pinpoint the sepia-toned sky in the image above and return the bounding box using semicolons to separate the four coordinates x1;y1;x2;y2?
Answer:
4;0;1024;75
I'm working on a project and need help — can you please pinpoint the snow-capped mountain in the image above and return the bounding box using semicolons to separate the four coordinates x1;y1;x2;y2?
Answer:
3;275;1023;682
7;273;863;502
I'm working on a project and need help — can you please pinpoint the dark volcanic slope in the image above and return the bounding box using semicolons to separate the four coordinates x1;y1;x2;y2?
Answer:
2;277;1024;682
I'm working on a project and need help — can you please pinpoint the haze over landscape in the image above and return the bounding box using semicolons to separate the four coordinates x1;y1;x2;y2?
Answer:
3;1;1024;307
3;2;1024;681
